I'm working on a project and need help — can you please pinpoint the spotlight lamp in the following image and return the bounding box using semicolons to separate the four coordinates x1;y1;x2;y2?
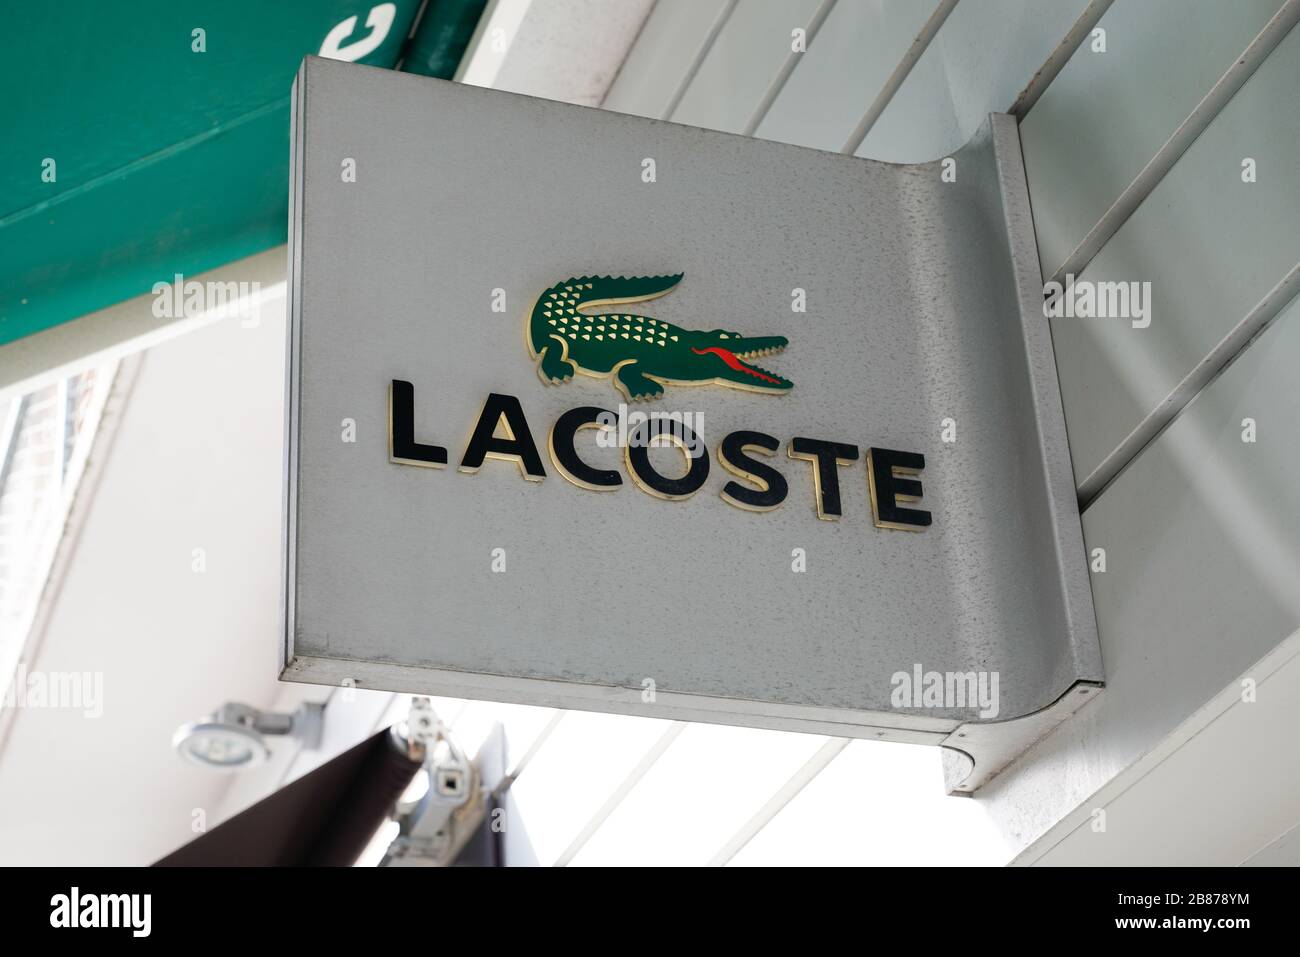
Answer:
172;701;324;770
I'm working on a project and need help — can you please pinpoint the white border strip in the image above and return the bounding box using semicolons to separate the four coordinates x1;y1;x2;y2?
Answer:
454;0;536;88
0;246;287;406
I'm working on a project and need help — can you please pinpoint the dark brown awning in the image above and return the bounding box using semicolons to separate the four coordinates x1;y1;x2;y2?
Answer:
155;730;422;866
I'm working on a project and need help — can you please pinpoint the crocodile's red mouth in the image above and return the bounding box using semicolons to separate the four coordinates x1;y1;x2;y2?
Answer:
691;346;786;386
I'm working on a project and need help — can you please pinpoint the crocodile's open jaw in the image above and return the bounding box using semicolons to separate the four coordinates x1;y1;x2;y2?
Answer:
691;339;791;390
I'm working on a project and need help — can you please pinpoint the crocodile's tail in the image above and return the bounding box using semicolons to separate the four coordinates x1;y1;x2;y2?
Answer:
530;273;684;355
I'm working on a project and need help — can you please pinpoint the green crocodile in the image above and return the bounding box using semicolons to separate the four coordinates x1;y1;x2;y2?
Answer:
528;273;792;400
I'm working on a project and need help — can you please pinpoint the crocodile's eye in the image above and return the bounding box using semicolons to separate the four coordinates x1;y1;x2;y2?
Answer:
718;333;729;339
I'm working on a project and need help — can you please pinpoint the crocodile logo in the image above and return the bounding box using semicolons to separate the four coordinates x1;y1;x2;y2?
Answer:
528;273;792;400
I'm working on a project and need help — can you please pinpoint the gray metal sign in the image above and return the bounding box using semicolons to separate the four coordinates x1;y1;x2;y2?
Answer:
283;57;1102;793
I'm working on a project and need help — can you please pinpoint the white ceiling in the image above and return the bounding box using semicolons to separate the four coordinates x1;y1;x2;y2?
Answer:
4;0;1297;868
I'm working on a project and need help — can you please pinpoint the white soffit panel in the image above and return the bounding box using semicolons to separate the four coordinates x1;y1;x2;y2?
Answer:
460;0;656;107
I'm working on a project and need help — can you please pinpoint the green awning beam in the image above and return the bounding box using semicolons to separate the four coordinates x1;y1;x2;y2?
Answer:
399;0;490;78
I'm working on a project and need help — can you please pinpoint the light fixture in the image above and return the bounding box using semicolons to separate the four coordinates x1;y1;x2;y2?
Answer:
172;701;324;771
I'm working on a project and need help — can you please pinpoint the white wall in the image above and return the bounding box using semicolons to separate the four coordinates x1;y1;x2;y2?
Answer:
0;297;291;865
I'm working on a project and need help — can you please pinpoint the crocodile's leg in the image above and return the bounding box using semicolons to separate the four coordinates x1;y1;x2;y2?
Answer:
537;338;576;384
615;362;664;401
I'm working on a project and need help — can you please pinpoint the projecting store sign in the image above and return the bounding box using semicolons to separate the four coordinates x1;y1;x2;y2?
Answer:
283;58;1103;792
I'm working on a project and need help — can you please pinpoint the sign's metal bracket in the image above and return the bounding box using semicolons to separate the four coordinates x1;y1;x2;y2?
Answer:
940;680;1104;795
